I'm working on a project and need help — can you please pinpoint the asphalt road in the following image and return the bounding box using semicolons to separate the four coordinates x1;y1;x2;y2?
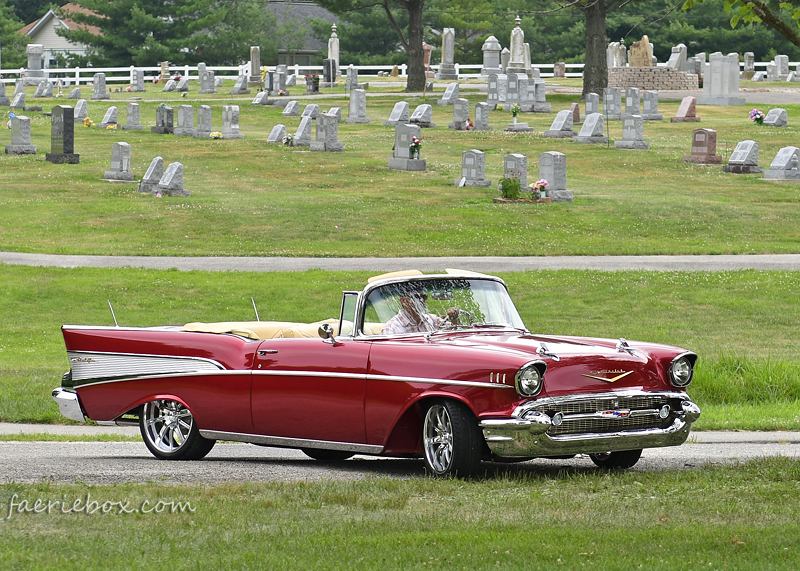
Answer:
1;430;797;484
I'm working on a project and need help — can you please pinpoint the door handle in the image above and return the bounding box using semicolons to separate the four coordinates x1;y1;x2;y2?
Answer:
258;349;278;356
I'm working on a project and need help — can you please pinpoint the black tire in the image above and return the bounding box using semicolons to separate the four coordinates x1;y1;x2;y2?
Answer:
302;448;355;461
422;400;482;478
589;449;642;469
139;399;215;460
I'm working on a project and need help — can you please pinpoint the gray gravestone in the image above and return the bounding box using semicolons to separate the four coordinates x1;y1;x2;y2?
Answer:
455;149;490;187
249;46;261;84
532;80;550;113
625;88;640;115
5;115;36;154
195;105;212;138
215;77;224;87
174;105;196;137
98;106;118;128
104;142;134;181
33;80;53;98
666;43;687;71
345;89;370;123
474;102;491;131
544;110;574;138
74;99;88;121
388;124;426;171
123;103;143;130
176;78;190;92
301;103;320;119
139;157;165;193
131;68;145;92
436;28;458;79
448;98;470;130
763;108;788;127
293;116;313;146
162;79;177;92
0;81;9;106
437;82;460;106
384;101;410;126
763;146;800;180
158;162;190;196
199;70;217;94
45;105;79;163
252;91;269;106
539;151;573;202
267;124;287;143
286;74;296;87
504;154;527;188
24;44;44;85
602;87;622;119
683;128;721;164
410;104;435;128
67;87;81;100
723;140;763;173
481;36;502;75
221;105;244;139
487;73;505;109
573;113;607;143
329;107;342;123
346;65;358;91
91;73;110;100
230;74;251;95
641;91;663;121
505;74;519;104
11;92;25;110
282;101;300;116
698;52;745;105
585;92;600;117
152;105;174;134
310;112;343;152
615;115;649;150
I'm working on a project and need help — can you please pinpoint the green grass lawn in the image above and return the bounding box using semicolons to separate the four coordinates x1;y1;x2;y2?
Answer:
2;83;800;256
2;458;799;570
1;265;798;429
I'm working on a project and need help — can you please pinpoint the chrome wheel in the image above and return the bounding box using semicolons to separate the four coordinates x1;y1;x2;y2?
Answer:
422;400;482;478
139;399;215;460
423;404;453;473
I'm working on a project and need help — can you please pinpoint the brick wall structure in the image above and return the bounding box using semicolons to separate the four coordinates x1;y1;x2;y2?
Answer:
608;67;698;91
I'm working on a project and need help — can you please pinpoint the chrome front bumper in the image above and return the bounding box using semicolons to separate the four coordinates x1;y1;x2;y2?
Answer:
52;388;86;423
480;392;701;458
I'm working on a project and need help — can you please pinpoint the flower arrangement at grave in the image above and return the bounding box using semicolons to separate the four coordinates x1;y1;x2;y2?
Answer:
7;111;15;129
260;67;268;83
496;104;504;111
210;131;222;139
282;134;294;146
409;136;423;159
498;173;522;200
106;124;117;130
465;117;474;131
530;179;548;200
511;103;520;118
305;73;320;87
750;108;766;125
279;90;287;96
84;117;95;128
153;77;159;84
173;74;182;81
126;86;132;92
181;92;187;98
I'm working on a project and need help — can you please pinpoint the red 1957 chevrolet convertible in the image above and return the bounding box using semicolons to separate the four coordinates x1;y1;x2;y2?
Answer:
53;270;700;477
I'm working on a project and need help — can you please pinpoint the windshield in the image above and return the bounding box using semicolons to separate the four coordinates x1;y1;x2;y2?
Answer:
362;278;527;336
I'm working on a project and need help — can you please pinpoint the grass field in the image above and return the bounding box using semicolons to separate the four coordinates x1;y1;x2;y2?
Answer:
2;80;800;257
1;457;799;570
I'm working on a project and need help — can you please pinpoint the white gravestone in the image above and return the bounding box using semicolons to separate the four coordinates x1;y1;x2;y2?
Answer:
176;78;189;92
346;65;359;91
539;151;573;202
91;73;110;100
436;28;458;80
158;162;190;197
249;46;261;84
625;88;641;115
388;124;426;171
455;149;491;187
573;113;607;143
544;110;574;139
104;142;134;182
162;79;177;92
345;89;370;123
481;36;502;76
506;16;526;75
74;99;88;121
139;157;163;194
615;115;649;150
267;124;287;143
410;104;435;128
698;52;745;105
131;69;145;92
174;105;196;137
252;92;270;106
5;115;36;154
723;140;763;174
531;80;550;113
505;74;519;104
487;73;505;109
199;70;217;94
123;103;143;131
585;93;600;118
763;108;788;127
641;91;663;121
282;101;300;116
437;82;460;106
195;105;212;138
666;44;687;71
328;107;342;123
448;98;470;130
384;101;410;126
221;105;244;139
474;103;491;131
763;146;800;180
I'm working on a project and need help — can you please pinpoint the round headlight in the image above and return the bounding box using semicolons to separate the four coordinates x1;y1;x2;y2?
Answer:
515;364;544;397
669;356;694;387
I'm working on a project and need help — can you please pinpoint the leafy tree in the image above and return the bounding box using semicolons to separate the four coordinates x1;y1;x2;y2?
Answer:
0;0;25;69
314;0;427;91
199;0;278;66
682;0;800;47
309;6;407;65
9;0;67;24
427;0;502;64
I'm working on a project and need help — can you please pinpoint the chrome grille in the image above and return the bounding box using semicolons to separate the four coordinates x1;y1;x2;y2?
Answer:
548;414;671;436
543;395;669;415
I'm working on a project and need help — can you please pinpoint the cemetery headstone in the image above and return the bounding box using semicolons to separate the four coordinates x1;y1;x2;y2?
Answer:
625;87;641;115
539;151;574;202
455;149;491;187
293;116;313;147
329;107;342;123
532;79;550;113
763;108;788;127
683;128;722;164
310;112;343;152
763;146;800;180
585;92;600;118
33;80;53;98
301;103;320;120
152;105;174;134
286;74;296;87
614;115;650;150
698;52;745;105
162;79;177;92
500;48;510;73
328;24;340;81
104;142;134;182
0;81;9;106
252;91;270;105
176;78;190;92
481;36;502;75
195;105;212;138
67;87;81;100
249;46;261;85
158;162;190;197
775;55;789;78
573;113;607;143
666;43;687;71
74;99;88;120
474;102;491;131
159;61;171;82
543;109;574;138
5;115;36;154
553;62;566;77
504;154;527;189
410;104;435;128
45;105;79;163
230;74;251;95
322;59;338;88
752;72;766;82
742;53;755;79
506;16;526;75
131;68;145;92
98;106;118;129
437;82;460;106
123;103;143;130
11;92;25;110
640;91;663;121
267;124;287;143
766;62;778;82
283;101;300;116
91;73;110;100
388;124;426;171
723;140;763;174
602;87;622;119
215;77;224;87
24;44;45;85
345;65;359;91
345;89;370;123
448;98;471;130
384;101;410;126
569;103;581;125
199;70;217;94
138;157;164;194
628;35;653;67
670;96;700;122
436;28;458;79
487;73;505;109
221;105;244;139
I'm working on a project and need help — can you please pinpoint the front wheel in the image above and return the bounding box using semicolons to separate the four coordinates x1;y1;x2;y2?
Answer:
589;449;642;469
140;399;215;460
422;400;482;478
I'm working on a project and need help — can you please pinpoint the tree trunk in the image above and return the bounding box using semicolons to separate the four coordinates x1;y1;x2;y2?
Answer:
581;0;608;97
405;0;426;91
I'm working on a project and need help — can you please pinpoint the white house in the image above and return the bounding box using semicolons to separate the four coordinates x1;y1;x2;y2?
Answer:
20;3;100;69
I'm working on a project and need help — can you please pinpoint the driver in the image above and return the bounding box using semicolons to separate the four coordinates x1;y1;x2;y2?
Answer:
381;290;460;335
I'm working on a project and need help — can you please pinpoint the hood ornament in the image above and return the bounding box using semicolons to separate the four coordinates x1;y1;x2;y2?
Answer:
537;342;560;361
616;338;636;355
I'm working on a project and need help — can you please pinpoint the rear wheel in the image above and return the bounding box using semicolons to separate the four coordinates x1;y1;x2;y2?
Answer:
302;448;354;461
589;449;642;469
422;400;482;478
140;399;215;460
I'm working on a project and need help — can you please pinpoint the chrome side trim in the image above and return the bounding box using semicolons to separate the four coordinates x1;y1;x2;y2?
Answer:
51;388;86;423
252;370;515;390
199;430;384;454
67;351;225;384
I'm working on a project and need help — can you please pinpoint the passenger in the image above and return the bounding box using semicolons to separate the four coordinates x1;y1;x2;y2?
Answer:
381;291;460;335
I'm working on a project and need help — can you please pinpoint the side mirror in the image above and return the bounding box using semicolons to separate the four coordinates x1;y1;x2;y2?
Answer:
318;323;335;342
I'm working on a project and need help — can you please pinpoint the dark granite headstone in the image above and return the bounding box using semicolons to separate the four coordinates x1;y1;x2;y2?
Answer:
46;105;80;164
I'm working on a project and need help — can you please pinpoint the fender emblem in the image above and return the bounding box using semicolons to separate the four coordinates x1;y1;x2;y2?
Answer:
581;370;633;383
70;357;98;363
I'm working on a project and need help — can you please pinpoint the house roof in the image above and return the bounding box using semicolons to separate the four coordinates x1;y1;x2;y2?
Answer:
21;3;102;38
267;1;336;52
